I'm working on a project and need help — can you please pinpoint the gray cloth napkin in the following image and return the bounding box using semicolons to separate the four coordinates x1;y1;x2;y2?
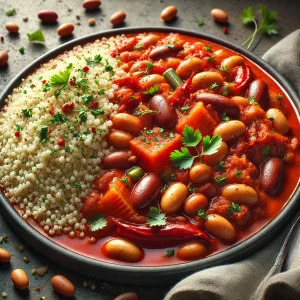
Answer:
165;29;300;300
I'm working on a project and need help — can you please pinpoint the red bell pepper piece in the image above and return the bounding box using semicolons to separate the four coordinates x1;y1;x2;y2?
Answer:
232;65;252;95
112;219;212;249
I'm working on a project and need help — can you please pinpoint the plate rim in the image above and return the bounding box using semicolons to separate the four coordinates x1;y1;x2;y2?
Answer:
0;26;299;285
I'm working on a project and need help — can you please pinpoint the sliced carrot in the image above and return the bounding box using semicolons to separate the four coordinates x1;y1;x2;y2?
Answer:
176;102;217;136
98;178;136;220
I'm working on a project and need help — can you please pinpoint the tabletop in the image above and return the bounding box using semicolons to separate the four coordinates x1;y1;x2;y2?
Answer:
0;0;300;299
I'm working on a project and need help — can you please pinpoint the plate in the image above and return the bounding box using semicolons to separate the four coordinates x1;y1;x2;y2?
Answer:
0;27;299;285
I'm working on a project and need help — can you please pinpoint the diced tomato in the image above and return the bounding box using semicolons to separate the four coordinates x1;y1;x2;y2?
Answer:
89;101;99;109
61;102;75;114
118;37;138;52
91;126;96;132
82;191;102;218
232;65;252;95
49;106;55;115
176;102;217;136
130;129;182;173
42;80;46;84
82;66;89;73
94;170;124;194
57;139;65;146
114;77;141;91
69;79;75;86
15;131;21;138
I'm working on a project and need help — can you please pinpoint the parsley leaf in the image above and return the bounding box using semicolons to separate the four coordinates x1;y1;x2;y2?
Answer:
277;93;283;100
227;202;241;216
135;109;157;116
205;45;213;52
236;171;242;178
198;209;208;220
49;66;73;87
74;183;82;190
249;96;258;105
182;125;202;147
90;109;105;116
209;82;219;90
262;145;270;157
27;29;45;42
147;207;166;227
51;113;67;124
143;84;159;95
165;44;174;49
241;7;254;25
218;65;229;73
179;104;190;112
202;135;222;155
170;147;194;169
39;125;48;144
215;161;225;171
121;177;130;187
21;108;32;118
134;44;143;50
77;109;87;123
221;112;230;122
197;19;205;27
98;89;105;95
19;47;25;54
82;94;93;105
208;57;215;63
88;214;108;231
164;249;175;257
214;175;227;186
6;9;16;16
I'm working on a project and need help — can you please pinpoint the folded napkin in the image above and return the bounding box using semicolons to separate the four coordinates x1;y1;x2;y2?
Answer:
165;29;300;300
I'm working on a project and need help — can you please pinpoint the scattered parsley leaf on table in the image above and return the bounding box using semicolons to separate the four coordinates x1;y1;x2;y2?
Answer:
88;214;108;231
147;207;166;227
6;9;16;16
27;29;45;42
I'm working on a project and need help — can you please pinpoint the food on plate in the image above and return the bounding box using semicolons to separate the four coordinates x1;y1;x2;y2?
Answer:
0;32;299;266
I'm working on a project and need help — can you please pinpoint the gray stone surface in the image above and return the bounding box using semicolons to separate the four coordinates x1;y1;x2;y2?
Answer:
0;0;299;299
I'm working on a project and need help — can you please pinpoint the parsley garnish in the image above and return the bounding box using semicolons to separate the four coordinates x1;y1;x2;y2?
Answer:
77;109;87;123
146;62;153;73
21;108;32;118
15;125;23;131
98;89;105;95
164;249;175;257
208;57;215;63
135;109;157;116
88;214;108;231
170;125;222;169
27;29;45;42
165;44;174;49
214;175;227;186
6;9;16;16
147;207;166;227
90;109;105;116
50;150;58;156
170;173;177;181
51;113;67;124
215;161;225;171
19;47;25;54
218;65;229;73
241;6;278;49
227;202;241;216
197;19;204;26
105;65;113;71
65;145;72;152
82;94;93;106
85;54;102;67
277;93;283;100
249;96;258;105
198;209;208;220
143;84;159;95
39;125;48;144
134;44;143;50
205;45;213;52
221;112;230;122
209;82;219;90
179;104;190;113
74;183;82;190
236;171;242;178
121;177;130;187
268;116;275;121
262;145;270;157
222;87;230;96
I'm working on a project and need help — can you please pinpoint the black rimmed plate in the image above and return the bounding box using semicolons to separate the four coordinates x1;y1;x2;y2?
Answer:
0;27;299;285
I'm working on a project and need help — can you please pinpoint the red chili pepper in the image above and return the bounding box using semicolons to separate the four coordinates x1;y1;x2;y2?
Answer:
82;66;89;73
112;219;212;248
49;106;55;115
232;65;252;95
14;131;21;138
57;139;65;146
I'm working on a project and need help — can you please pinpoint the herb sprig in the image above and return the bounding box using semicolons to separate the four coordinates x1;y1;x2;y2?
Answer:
146;207;166;227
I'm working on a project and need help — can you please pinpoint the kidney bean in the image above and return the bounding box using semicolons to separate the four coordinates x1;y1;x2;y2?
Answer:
189;164;212;185
110;11;126;26
202;141;228;166
37;10;58;22
131;173;162;209
246;79;269;109
112;113;142;135
204;214;235;240
161;6;178;22
221;184;258;205
139;74;166;90
231;96;249;107
194;183;219;199
102;151;133;169
114;292;138;300
266;108;289;134
149;44;184;61
149;94;177;129
0;51;8;67
192;72;224;90
11;269;29;290
193;93;239;117
104;238;144;262
0;248;11;263
222;55;244;69
5;22;19;33
138;34;161;49
260;158;284;195
51;275;75;297
213;120;246;142
177;241;207;261
107;130;133;149
184;194;208;216
136;104;154;129
57;23;74;37
211;8;228;23
176;57;205;79
82;0;101;10
161;183;189;214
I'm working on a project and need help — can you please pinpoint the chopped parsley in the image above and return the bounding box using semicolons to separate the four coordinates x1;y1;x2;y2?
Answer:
98;89;105;95
227;202;241;216
77;109;87;123
146;207;166;227
135;109;157;116
164;249;175;257
222;87;230;96
74;183;82;190
235;171;242;178
218;65;229;73
51;112;68;124
197;19;205;26
143;84;159;95
209;82;219;90
140;136;150;144
262;145;270;157
39;125;48;144
27;29;45;42
85;54;102;67
198;209;208;220
221;112;230;122
179;104;190;113
134;44;143;50
19;47;25;54
205;45;213;52
15;125;23;131
268;116;275;121
170;173;177;181
82;94;93;106
165;44;174;49
105;65;113;71
50;150;58;156
277;93;283;100
208;57;215;63
21;108;32;118
249;96;258;105
6;9;16;16
215;161;225;171
146;62;153;74
121;177;130;187
88;214;108;231
214;175;227;186
90;109;105;116
65;145;72;152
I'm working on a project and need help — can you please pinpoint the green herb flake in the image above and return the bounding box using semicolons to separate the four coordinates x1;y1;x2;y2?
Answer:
121;177;130;187
39;125;48;144
222;87;230;96
88;214;108;232
221;112;230;122
209;82;219;90
179;104;190;113
50;150;58;156
105;65;113;72
66;145;72;152
51;112;68;124
135;109;157;116
214;175;227;186
170;173;177;181
205;45;213;52
249;96;258;105
262;145;270;157
19;47;25;54
74;183;82;190
15;125;23;131
198;209;208;220
215;161;226;171
143;84;159;95
268;116;275;121
134;44;143;50
165;44;174;49
82;94;93;106
164;249;175;257
21;108;32;118
218;65;229;73
208;57;215;63
98;89;105;95
23;90;27;94
277;93;283;100
77;109;87;123
236;171;242;178
227;202;241;216
27;29;45;42
6;9;16;16
197;19;205;27
90;109;105;117
147;207;167;227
